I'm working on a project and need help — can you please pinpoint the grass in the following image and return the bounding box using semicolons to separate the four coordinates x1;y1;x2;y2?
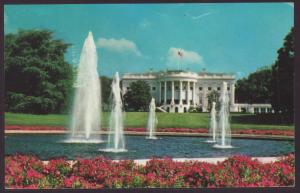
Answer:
5;112;294;131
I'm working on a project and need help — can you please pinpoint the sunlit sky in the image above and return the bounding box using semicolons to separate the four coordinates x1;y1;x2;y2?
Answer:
4;3;294;78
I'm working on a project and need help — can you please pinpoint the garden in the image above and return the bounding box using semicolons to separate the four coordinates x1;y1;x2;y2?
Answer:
5;153;295;189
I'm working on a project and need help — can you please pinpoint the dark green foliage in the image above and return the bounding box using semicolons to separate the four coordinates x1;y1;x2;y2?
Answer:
231;113;293;125
123;81;151;111
206;90;220;111
5;29;73;114
271;27;294;117
100;76;112;111
235;67;272;104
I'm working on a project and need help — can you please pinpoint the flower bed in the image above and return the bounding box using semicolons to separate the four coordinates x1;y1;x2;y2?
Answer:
5;125;65;131
5;125;294;136
5;154;294;189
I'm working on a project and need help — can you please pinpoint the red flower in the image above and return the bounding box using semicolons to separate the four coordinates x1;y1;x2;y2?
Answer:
4;154;295;188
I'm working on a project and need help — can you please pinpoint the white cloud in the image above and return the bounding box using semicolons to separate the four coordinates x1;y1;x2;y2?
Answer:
167;47;204;66
97;38;141;56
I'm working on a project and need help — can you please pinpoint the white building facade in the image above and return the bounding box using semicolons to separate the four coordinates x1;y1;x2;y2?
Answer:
121;70;273;113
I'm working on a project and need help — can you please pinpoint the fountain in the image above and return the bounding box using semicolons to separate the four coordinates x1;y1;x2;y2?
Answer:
213;82;233;148
146;98;158;139
205;101;217;143
100;72;127;152
65;31;103;143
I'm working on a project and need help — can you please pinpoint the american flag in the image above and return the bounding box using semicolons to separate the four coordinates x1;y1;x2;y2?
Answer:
178;50;183;58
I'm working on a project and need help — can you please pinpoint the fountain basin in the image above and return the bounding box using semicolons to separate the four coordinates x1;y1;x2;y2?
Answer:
5;134;294;160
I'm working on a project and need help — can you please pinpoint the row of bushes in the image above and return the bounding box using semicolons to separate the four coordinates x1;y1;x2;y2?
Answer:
5;154;294;189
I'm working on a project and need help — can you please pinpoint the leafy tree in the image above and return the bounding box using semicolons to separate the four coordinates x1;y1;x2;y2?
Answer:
207;90;220;111
100;76;112;111
271;27;294;116
123;81;151;111
4;29;73;114
235;67;272;104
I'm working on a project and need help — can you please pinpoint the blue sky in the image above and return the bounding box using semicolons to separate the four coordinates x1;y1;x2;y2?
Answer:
4;3;294;78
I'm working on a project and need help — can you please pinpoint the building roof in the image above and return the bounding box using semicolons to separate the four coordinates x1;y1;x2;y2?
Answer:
122;70;235;80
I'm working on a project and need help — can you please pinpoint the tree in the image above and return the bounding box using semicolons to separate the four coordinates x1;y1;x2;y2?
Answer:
123;81;151;111
5;29;73;114
235;67;272;104
207;90;220;111
100;76;112;111
271;27;294;116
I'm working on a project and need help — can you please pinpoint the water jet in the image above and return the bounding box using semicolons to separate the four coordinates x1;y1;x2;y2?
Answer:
213;82;233;149
100;72;127;152
65;31;103;143
146;98;158;139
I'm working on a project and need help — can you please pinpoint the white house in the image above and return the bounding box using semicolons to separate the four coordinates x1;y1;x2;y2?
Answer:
121;70;272;113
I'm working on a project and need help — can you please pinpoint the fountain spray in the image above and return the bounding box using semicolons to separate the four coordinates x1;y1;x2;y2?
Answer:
146;98;158;139
66;31;103;143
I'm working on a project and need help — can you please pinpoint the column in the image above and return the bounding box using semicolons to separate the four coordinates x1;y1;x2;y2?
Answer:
164;81;167;105
230;83;235;105
179;81;183;105
187;81;190;105
202;86;207;111
159;81;162;104
171;81;175;105
192;82;196;106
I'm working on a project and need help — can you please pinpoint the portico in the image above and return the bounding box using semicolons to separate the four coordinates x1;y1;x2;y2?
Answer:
158;80;197;113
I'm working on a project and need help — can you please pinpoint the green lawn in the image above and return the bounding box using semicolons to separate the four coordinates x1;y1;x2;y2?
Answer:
5;112;294;130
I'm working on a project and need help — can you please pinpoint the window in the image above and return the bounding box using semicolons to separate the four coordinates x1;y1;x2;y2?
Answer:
199;87;202;90
152;87;156;91
190;87;193;90
126;87;129;90
175;86;179;90
217;87;220;91
208;87;211;91
227;87;230;91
